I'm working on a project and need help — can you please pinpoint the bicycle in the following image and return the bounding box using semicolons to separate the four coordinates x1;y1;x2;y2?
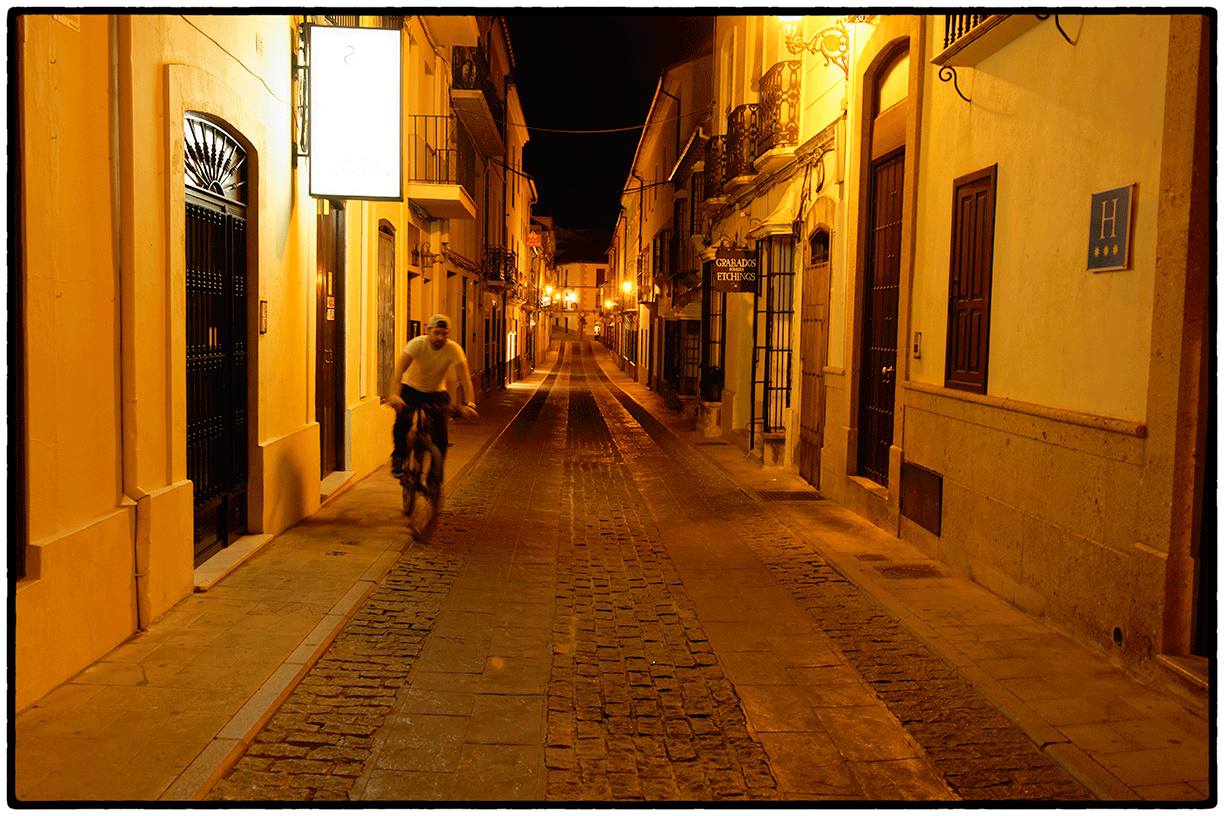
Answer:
396;401;477;538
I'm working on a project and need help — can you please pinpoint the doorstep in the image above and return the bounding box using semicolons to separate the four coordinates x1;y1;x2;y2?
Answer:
193;534;275;592
320;470;356;503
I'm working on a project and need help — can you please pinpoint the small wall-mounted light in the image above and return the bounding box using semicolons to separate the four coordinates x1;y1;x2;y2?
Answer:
605;300;614;309
622;280;634;294
416;242;437;266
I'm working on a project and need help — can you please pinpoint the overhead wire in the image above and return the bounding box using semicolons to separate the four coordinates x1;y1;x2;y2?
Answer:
178;15;290;106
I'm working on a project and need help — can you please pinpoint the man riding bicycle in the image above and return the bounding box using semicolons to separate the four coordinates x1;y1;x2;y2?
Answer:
385;313;477;480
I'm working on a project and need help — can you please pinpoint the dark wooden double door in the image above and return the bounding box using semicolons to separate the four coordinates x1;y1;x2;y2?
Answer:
858;150;905;487
317;203;346;477
186;196;248;565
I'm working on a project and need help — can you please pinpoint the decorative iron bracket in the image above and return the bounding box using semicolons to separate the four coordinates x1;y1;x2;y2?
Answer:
938;66;972;103
292;22;311;168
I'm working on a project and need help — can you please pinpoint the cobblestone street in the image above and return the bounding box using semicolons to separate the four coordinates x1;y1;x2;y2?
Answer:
205;342;1097;802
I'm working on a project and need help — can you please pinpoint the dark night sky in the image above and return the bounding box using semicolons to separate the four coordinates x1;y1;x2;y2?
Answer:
504;14;714;260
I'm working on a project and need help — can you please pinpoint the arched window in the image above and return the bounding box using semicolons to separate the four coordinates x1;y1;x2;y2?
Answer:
184;113;247;206
810;228;830;266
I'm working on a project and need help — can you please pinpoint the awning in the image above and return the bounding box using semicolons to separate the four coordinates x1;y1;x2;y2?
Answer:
746;184;798;240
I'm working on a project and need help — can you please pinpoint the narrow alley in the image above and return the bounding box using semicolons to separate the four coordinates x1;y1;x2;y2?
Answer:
19;341;1206;803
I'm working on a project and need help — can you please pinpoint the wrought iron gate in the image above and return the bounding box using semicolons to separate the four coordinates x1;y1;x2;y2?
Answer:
185;113;249;566
186;202;248;565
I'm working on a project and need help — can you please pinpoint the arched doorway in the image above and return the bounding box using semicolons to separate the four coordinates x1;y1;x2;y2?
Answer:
857;48;909;488
184;113;250;566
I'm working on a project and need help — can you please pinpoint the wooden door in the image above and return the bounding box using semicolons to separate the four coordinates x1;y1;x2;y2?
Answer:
186;201;249;564
799;229;831;488
316;202;345;477
857;150;904;487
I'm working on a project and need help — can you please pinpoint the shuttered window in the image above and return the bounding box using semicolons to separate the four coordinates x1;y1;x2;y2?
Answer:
945;165;997;394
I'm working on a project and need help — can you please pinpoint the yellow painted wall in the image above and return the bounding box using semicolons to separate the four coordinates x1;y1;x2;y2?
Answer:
17;14;135;710
911;15;1168;421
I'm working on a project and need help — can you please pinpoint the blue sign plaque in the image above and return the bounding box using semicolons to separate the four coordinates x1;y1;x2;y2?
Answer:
1087;185;1134;272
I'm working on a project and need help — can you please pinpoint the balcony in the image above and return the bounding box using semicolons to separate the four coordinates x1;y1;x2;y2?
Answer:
703;135;727;203
451;45;506;156
405;114;476;220
483;245;518;288
725;104;759;192
932;14;1043;67
755;61;800;175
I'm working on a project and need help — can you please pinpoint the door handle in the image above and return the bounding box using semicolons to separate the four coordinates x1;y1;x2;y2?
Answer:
882;366;894;376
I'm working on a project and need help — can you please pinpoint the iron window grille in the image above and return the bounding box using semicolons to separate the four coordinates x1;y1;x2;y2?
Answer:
751;237;796;449
701;260;727;402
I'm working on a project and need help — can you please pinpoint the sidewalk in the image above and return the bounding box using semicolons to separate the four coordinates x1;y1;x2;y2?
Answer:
13;360;557;802
588;342;1211;802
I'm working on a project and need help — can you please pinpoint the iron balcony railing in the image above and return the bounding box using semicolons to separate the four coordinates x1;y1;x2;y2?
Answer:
758;61;801;155
484;245;518;285
726;104;759;180
944;14;987;48
453;45;505;138
406;114;476;201
704;135;727;200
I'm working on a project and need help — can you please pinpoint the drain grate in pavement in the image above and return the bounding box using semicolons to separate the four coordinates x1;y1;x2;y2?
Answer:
876;564;946;579
855;554;890;561
758;491;822;501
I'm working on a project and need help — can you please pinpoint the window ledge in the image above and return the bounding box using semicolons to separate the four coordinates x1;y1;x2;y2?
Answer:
931;14;1043;68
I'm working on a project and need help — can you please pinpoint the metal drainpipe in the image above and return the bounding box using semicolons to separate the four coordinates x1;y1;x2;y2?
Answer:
111;15;152;630
660;86;680;171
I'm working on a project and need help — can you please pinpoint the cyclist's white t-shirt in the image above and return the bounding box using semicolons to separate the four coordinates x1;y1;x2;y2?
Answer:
401;335;467;393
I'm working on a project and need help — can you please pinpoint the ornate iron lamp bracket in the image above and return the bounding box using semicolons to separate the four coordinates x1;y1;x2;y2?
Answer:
785;17;850;79
292;22;311;167
939;66;972;103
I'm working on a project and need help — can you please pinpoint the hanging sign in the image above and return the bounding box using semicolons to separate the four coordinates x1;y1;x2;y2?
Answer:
526;231;541;248
309;25;403;201
712;248;759;292
1087;184;1134;272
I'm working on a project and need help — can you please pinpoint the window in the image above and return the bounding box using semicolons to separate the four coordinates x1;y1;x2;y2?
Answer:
945;164;997;394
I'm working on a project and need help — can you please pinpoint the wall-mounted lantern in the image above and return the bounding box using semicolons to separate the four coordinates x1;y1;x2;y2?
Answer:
781;15;873;80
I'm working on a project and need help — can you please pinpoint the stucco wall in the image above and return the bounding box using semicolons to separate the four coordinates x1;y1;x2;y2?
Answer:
898;15;1174;661
18;14;133;710
910;15;1168;421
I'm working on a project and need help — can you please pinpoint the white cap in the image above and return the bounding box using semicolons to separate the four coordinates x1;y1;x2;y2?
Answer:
427;313;451;329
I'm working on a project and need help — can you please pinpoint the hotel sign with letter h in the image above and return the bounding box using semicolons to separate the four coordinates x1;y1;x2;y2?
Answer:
1087;185;1134;272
